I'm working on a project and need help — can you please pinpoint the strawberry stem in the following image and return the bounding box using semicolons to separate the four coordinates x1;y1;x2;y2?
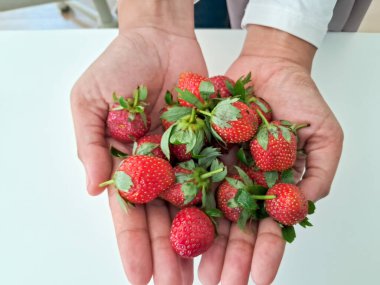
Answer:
133;91;139;107
256;109;270;128
251;195;276;200
248;97;257;103
99;180;114;188
197;110;212;117
200;168;223;179
294;123;310;131
189;107;196;123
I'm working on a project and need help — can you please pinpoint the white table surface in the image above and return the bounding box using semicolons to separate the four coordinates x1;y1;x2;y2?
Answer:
0;30;379;285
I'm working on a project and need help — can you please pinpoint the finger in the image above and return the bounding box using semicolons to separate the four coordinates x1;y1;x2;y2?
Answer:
220;222;256;285
71;89;111;196
108;189;152;285
198;219;230;285
168;205;194;285
299;125;343;201
251;218;285;285
146;199;185;285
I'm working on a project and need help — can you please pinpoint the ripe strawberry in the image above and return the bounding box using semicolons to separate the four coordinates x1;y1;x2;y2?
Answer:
216;175;242;222
250;117;307;172
135;134;166;159
99;155;175;204
161;157;226;207
265;183;308;226
177;72;209;107
107;86;151;143
170;144;192;162
249;96;273;125
210;99;258;143
170;207;215;258
209;75;235;99
159;166;202;207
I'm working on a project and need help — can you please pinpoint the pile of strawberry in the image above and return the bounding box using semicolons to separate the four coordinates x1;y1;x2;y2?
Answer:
100;72;316;258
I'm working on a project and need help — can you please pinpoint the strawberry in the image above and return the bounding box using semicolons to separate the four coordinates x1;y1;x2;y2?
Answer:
99;155;175;204
216;167;274;227
207;98;258;143
216;175;242;222
209;75;235;99
170;144;192;162
159;166;202;207
170;207;215;258
177;72;209;107
250;115;309;171
265;183;308;226
135;134;166;159
161;157;226;207
249;96;273;125
107;86;151;143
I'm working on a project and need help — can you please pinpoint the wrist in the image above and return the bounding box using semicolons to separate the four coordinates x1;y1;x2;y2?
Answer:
241;25;316;72
118;0;195;38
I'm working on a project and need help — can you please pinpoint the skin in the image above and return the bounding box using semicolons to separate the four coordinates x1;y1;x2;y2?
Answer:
71;1;344;284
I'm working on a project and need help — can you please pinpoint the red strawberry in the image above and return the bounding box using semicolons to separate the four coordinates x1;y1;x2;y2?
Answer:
170;207;215;258
170;144;192;162
211;99;258;143
177;72;209;107
216;175;242;222
135;134;166;159
265;183;308;226
249;96;273;125
107;110;150;143
209;75;235;99
107;86;151;143
99;155;175;204
250;120;297;171
159;166;202;207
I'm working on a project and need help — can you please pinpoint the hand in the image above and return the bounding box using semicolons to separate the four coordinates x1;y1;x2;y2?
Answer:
198;26;343;285
71;2;207;282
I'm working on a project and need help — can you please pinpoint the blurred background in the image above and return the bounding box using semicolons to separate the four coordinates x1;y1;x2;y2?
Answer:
0;0;379;31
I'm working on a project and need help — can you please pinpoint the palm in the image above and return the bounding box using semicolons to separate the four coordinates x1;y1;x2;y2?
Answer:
71;28;207;285
199;56;343;285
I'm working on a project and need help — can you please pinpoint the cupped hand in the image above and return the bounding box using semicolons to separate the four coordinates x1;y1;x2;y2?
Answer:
199;55;343;285
71;27;207;285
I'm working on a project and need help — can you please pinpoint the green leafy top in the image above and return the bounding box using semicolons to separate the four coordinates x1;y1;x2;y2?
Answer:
199;81;215;101
111;85;149;125
196;146;222;168
226;72;253;101
176;88;204;109
211;97;241;129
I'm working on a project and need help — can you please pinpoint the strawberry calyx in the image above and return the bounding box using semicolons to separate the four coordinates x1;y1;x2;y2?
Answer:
176;157;227;206
225;72;253;100
99;170;135;213
161;108;211;160
256;110;301;150
111;85;149;127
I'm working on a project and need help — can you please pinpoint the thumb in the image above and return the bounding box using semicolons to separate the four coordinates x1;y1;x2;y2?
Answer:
71;89;112;196
298;130;343;202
